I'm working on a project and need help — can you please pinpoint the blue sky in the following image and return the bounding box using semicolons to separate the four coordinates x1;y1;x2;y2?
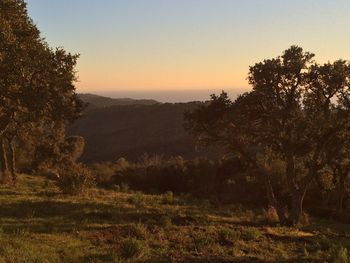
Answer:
26;0;350;93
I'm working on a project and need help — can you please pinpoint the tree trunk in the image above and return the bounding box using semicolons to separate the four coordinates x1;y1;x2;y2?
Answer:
289;188;307;226
263;170;288;224
0;139;9;183
0;116;10;138
336;172;346;213
8;139;16;184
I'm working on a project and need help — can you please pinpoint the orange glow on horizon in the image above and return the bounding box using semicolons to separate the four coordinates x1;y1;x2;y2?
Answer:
76;65;249;91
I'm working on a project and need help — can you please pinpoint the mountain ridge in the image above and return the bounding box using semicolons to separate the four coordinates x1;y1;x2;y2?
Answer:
78;93;159;110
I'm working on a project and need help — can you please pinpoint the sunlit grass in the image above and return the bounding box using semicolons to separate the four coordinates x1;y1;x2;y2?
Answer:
0;175;349;262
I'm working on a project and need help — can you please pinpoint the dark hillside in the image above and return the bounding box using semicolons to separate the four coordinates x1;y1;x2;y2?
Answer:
78;93;159;110
68;102;220;162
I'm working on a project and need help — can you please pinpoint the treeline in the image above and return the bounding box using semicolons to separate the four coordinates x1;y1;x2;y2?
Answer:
89;153;350;223
90;155;265;206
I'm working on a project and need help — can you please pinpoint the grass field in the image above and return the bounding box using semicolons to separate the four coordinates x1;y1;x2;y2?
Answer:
0;175;349;262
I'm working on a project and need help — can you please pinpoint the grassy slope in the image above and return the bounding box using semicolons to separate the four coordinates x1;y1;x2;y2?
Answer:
0;175;349;262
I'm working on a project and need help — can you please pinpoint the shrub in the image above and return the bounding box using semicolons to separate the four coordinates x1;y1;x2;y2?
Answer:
242;228;262;241
90;162;115;185
119;238;146;260
57;163;94;195
93;155;269;206
140;154;163;167
115;157;130;171
90;158;130;186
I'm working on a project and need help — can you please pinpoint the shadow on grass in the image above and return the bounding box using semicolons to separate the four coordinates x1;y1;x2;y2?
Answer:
0;199;167;234
175;256;266;263
80;253;117;263
0;190;21;196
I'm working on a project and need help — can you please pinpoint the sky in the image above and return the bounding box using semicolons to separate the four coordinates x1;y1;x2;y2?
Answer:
26;0;350;100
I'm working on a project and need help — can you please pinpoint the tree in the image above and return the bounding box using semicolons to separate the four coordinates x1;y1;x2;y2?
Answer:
185;46;350;225
324;131;350;212
0;0;84;183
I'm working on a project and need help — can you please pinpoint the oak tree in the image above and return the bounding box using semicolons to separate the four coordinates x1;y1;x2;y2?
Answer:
0;0;83;183
185;46;350;225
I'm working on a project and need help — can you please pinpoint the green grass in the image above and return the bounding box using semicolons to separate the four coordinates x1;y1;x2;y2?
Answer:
0;174;349;262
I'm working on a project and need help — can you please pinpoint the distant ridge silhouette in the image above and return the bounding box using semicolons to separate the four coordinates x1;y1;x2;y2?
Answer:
78;93;159;110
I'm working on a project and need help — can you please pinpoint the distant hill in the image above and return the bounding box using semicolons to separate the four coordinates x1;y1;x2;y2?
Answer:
68;100;221;163
78;93;159;110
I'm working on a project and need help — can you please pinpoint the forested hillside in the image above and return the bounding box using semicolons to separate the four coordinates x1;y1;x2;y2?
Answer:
68;102;220;163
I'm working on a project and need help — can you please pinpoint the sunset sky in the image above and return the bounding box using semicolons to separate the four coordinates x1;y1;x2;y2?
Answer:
26;0;350;95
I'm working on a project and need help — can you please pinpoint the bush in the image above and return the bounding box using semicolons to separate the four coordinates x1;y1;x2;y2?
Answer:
119;238;146;260
90;162;115;185
96;155;267;206
57;163;94;195
90;158;130;186
115;157;130;170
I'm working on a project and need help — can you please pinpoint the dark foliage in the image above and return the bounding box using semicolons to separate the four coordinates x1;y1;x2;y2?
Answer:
91;155;266;205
